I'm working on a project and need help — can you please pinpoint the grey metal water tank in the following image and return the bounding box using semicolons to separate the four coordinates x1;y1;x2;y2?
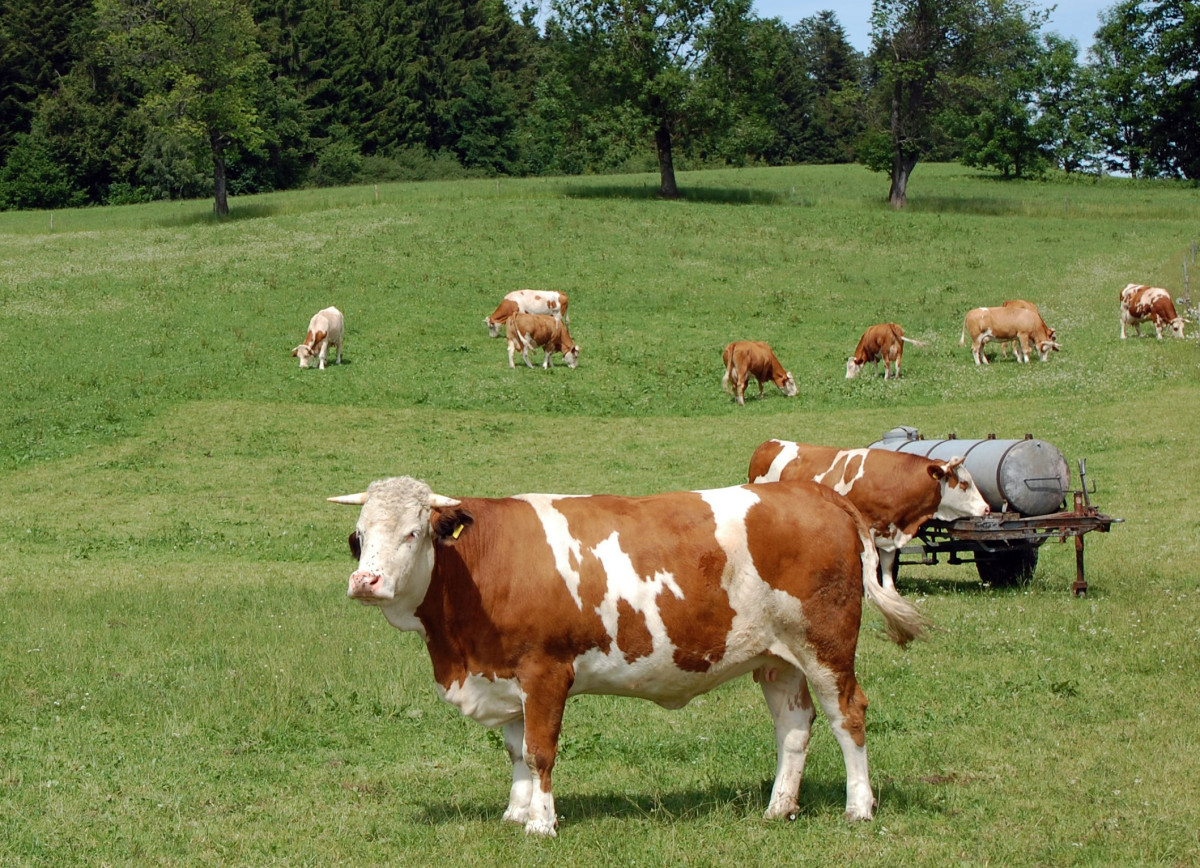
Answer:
867;427;1070;516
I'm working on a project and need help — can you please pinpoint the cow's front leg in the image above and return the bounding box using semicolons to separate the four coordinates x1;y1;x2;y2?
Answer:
759;662;815;820
516;669;572;836
501;719;534;825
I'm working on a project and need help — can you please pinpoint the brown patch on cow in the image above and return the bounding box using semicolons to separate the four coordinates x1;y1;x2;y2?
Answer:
418;497;611;690
555;492;736;672
615;598;653;663
743;480;865;654
747;440;785;482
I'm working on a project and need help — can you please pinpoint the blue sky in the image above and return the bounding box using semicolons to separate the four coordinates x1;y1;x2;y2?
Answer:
751;1;1106;54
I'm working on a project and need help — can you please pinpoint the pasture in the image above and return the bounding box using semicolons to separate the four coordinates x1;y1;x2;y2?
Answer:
1;164;1198;866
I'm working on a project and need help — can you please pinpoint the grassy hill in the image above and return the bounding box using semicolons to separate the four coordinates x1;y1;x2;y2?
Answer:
1;164;1198;866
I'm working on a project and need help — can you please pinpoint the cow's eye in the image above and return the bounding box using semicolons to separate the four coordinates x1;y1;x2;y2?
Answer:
348;531;362;560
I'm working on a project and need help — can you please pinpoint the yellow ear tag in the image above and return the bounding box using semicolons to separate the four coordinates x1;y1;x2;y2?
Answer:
451;524;464;540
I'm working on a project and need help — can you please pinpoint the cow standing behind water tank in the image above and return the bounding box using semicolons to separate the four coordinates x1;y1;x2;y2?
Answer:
867;426;1069;516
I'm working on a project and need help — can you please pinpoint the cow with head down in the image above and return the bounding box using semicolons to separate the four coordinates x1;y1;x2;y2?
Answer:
330;475;929;836
747;439;990;590
960;305;1060;364
845;323;925;380
1120;283;1186;339
506;313;579;369
722;341;798;405
291;306;344;370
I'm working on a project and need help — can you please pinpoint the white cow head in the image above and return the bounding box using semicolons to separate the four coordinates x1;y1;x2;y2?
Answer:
845;358;863;379
484;317;502;338
929;458;991;521
1035;338;1061;361
329;477;462;631
781;372;799;396
1169;317;1186;339
292;344;315;368
563;345;580;368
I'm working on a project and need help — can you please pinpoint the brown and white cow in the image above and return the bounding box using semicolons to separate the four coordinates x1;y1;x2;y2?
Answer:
1119;283;1186;339
330;475;928;836
996;300;1055;359
959;305;1060;364
485;290;570;338
747;440;990;590
506;313;579;369
722;341;798;405
845;323;926;380
291;306;344;369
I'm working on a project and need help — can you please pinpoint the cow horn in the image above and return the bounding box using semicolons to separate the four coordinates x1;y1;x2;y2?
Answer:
327;492;369;505
944;456;965;470
429;493;461;508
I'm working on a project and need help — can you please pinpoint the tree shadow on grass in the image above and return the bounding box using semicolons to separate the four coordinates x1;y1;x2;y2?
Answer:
155;201;283;228
906;196;1029;217
560;183;786;206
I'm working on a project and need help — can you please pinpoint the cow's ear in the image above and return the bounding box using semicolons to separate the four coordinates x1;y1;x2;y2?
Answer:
928;463;947;481
431;506;474;545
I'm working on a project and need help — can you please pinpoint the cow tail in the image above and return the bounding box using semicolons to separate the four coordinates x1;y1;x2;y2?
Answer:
958;319;967;346
722;356;735;395
851;510;929;648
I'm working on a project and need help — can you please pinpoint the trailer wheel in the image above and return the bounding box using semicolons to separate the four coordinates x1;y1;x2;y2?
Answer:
975;548;1039;587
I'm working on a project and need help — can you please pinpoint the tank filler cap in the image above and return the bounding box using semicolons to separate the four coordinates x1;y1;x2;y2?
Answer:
879;425;921;442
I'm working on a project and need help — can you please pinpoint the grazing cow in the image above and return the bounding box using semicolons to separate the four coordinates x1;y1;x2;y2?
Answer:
291;306;344;369
959;306;1060;364
722;341;798;405
997;300;1055;359
506;313;579;369
1119;283;1186;339
485;290;570;337
845;323;926;380
330;475;928;836
747;440;990;590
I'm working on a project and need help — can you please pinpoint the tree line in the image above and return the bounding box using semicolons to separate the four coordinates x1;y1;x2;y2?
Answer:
0;0;1196;215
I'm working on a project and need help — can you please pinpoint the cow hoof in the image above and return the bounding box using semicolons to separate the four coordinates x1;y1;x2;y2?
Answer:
524;818;557;837
763;803;798;821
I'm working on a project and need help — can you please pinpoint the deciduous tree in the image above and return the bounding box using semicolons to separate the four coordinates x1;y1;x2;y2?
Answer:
96;0;271;216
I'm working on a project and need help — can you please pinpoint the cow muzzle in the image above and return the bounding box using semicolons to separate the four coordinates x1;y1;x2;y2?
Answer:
348;570;389;601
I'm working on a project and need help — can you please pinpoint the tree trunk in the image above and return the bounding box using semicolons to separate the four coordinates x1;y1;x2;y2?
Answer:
211;131;229;217
889;150;918;210
655;121;679;199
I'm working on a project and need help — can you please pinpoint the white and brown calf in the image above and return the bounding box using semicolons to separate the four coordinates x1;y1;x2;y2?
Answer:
722;341;798;405
506;313;579;369
960;305;1059;364
292;306;344;369
845;323;925;380
1120;284;1186;339
996;300;1055;359
485;290;570;338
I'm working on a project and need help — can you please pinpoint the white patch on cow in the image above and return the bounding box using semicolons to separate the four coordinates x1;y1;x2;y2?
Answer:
751;440;799;483
438;673;526;728
512;493;588;608
591;532;683;645
817;449;869;495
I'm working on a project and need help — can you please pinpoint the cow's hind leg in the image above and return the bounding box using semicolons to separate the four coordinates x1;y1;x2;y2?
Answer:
757;662;816;820
502;719;534;825
806;662;875;821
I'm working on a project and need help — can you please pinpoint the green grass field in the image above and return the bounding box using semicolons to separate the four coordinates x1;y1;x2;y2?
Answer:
2;164;1198;866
